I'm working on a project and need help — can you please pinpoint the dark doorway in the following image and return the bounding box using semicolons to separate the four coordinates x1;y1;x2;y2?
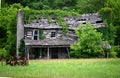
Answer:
51;48;58;59
34;48;40;59
41;48;47;58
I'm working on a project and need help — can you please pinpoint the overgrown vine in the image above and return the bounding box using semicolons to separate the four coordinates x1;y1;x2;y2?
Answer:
39;29;45;40
18;38;25;56
23;10;79;35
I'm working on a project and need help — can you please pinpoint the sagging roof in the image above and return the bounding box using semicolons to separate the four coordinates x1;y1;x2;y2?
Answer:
24;13;105;30
25;38;75;47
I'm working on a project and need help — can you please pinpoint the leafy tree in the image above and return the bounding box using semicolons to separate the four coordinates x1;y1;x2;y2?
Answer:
0;26;7;48
99;0;120;45
0;3;23;54
70;23;104;58
4;0;78;10
76;0;107;13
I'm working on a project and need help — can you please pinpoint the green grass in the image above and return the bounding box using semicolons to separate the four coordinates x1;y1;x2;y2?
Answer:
0;59;120;78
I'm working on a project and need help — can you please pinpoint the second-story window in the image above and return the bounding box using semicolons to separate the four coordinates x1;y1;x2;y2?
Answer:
26;30;32;39
33;30;38;40
51;32;56;37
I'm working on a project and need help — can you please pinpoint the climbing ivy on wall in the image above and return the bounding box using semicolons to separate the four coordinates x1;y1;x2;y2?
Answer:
23;10;79;35
39;29;45;40
18;38;25;56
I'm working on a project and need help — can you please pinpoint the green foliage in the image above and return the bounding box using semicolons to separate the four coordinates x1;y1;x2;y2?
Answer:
24;9;79;34
23;6;30;10
39;29;45;40
0;3;23;53
70;23;104;58
99;0;120;45
0;27;7;48
70;51;81;58
112;46;120;57
29;2;44;10
99;7;113;22
105;0;120;25
0;8;9;49
4;0;77;10
0;48;8;58
76;0;107;13
99;6;116;45
18;38;25;56
109;46;117;58
109;52;117;58
5;0;106;13
97;21;116;45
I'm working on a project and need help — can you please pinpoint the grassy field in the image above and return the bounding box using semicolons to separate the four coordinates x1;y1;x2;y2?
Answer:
0;59;120;78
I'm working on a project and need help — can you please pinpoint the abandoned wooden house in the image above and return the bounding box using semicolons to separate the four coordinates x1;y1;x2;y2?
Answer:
16;10;105;59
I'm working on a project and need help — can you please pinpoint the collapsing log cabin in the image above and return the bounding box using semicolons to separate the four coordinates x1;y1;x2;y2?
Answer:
16;10;105;59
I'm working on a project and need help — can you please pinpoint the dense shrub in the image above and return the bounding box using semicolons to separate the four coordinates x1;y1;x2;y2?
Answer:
70;23;104;58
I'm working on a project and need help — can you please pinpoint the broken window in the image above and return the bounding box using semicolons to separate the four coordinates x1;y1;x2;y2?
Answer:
33;30;38;40
51;32;56;37
96;20;103;23
82;22;86;24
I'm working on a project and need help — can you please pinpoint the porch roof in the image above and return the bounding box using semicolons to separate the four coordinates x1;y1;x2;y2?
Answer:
25;38;75;47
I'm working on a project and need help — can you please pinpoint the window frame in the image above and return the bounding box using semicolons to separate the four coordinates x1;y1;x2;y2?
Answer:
51;32;56;37
33;29;39;40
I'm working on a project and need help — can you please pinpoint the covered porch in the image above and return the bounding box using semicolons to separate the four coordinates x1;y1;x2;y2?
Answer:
26;46;70;59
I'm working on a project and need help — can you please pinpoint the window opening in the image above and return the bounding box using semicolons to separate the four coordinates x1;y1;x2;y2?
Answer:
51;32;56;37
34;30;38;40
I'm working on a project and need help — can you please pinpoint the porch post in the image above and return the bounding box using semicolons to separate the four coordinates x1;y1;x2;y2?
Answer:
26;47;29;60
47;47;50;59
40;48;42;58
67;47;70;58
